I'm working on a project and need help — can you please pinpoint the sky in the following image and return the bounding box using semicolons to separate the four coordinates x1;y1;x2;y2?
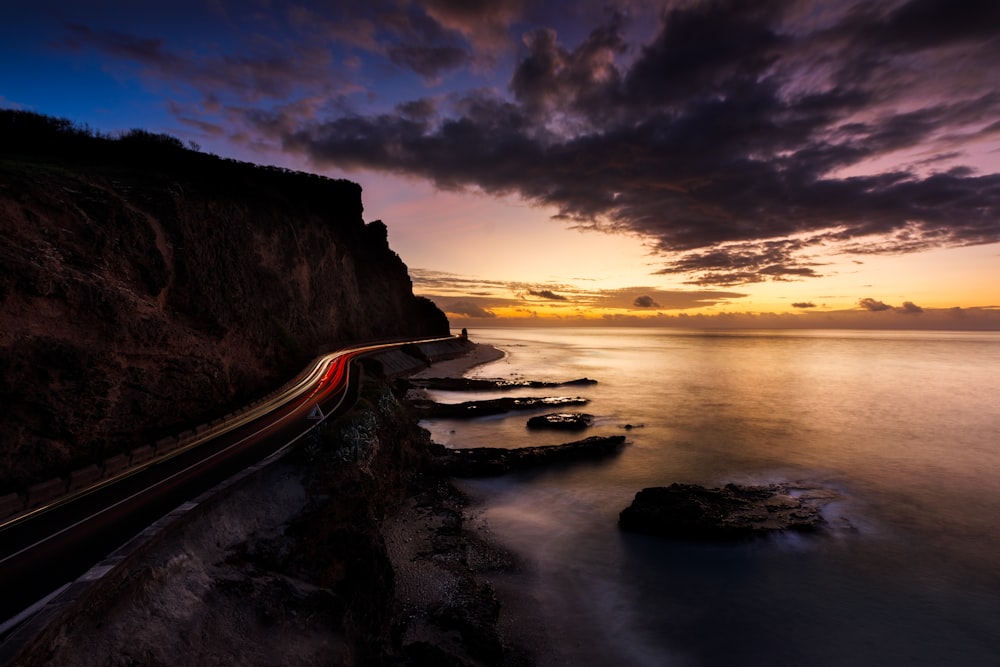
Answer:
2;0;999;329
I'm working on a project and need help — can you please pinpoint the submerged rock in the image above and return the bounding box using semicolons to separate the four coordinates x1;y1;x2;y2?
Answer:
409;396;588;419
526;412;594;430
407;377;597;391
618;483;827;541
433;436;626;477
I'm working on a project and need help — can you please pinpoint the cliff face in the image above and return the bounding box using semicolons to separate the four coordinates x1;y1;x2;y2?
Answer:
0;111;449;491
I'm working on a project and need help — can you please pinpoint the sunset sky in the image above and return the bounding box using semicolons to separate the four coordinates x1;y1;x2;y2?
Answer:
3;0;999;328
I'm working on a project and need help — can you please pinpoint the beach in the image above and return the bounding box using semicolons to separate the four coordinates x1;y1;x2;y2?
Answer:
382;340;534;664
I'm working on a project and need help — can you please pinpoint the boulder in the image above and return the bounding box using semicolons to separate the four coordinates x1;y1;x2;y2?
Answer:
526;412;594;431
433;436;626;477
409;396;588;419
619;483;827;541
407;377;597;391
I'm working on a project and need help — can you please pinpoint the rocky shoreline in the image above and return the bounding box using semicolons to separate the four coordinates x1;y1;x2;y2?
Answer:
13;340;840;666
12;342;538;666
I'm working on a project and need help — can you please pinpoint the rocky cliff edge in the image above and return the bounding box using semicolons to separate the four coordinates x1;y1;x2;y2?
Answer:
0;110;449;493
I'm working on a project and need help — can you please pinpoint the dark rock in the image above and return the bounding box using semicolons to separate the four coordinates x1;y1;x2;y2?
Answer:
433;435;625;477
409;396;588;419
526;412;594;430
408;377;597;391
618;483;828;541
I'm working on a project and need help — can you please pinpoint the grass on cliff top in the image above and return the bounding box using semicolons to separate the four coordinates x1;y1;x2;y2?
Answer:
0;109;360;200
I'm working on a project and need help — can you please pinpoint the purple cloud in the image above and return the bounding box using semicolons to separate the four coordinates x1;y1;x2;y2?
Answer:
896;301;924;314
55;1;1000;286
859;297;893;312
633;295;661;308
442;300;496;318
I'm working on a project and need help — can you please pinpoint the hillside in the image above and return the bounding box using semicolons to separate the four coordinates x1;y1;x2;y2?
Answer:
0;110;449;493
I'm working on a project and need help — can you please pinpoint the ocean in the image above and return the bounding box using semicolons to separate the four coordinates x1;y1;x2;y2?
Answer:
418;327;1000;666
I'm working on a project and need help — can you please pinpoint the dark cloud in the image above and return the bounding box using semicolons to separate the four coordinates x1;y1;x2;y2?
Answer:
792;302;816;308
61;22;344;103
381;3;473;79
633;295;660;308
856;298;926;316
413;270;748;312
598;287;749;310
397;98;438;122
278;0;1000;285
388;44;470;78
859;297;893;312
59;1;1000;287
422;0;523;55
441;300;496;318
896;300;924;314
510;14;627;122
63;24;174;68
864;0;1000;51
408;269;513;297
528;289;568;301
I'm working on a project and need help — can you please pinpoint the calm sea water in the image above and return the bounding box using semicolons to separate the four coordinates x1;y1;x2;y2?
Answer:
419;327;1000;667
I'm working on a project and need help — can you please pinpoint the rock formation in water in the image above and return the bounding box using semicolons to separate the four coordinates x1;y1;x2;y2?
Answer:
526;412;594;430
0;110;449;492
406;376;597;391
431;435;626;477
408;396;589;419
618;483;828;541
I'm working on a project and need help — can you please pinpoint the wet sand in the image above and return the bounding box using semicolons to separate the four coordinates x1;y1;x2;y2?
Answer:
410;341;506;379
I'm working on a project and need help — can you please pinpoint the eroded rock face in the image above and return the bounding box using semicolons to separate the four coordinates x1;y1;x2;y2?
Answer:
526;412;594;430
619;483;829;541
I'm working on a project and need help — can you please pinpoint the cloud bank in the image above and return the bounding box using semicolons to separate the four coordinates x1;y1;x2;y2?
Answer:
60;0;1000;286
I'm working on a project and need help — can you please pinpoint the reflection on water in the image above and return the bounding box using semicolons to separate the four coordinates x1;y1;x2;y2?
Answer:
423;328;1000;666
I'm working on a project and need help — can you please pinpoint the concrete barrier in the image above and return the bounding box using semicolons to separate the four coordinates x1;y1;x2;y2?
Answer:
0;492;25;519
102;454;129;477
130;445;154;465
28;478;68;508
68;464;102;492
371;348;428;378
417;339;470;361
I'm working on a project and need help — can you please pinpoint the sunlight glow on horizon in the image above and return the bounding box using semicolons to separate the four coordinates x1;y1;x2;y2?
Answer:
4;1;998;331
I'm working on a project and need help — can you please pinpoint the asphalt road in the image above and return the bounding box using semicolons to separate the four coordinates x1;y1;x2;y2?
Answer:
0;337;453;628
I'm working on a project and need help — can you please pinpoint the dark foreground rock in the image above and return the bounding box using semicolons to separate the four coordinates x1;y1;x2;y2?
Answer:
409;396;588;419
11;377;529;667
526;412;594;431
408;377;597;391
432;436;626;477
619;483;829;541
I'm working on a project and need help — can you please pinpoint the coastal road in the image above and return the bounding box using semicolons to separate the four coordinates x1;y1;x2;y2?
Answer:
0;336;457;634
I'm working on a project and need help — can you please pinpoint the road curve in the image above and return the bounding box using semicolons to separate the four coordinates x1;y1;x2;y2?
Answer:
0;335;458;633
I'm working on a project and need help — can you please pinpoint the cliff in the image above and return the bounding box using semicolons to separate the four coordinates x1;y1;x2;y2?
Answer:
0;110;449;493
